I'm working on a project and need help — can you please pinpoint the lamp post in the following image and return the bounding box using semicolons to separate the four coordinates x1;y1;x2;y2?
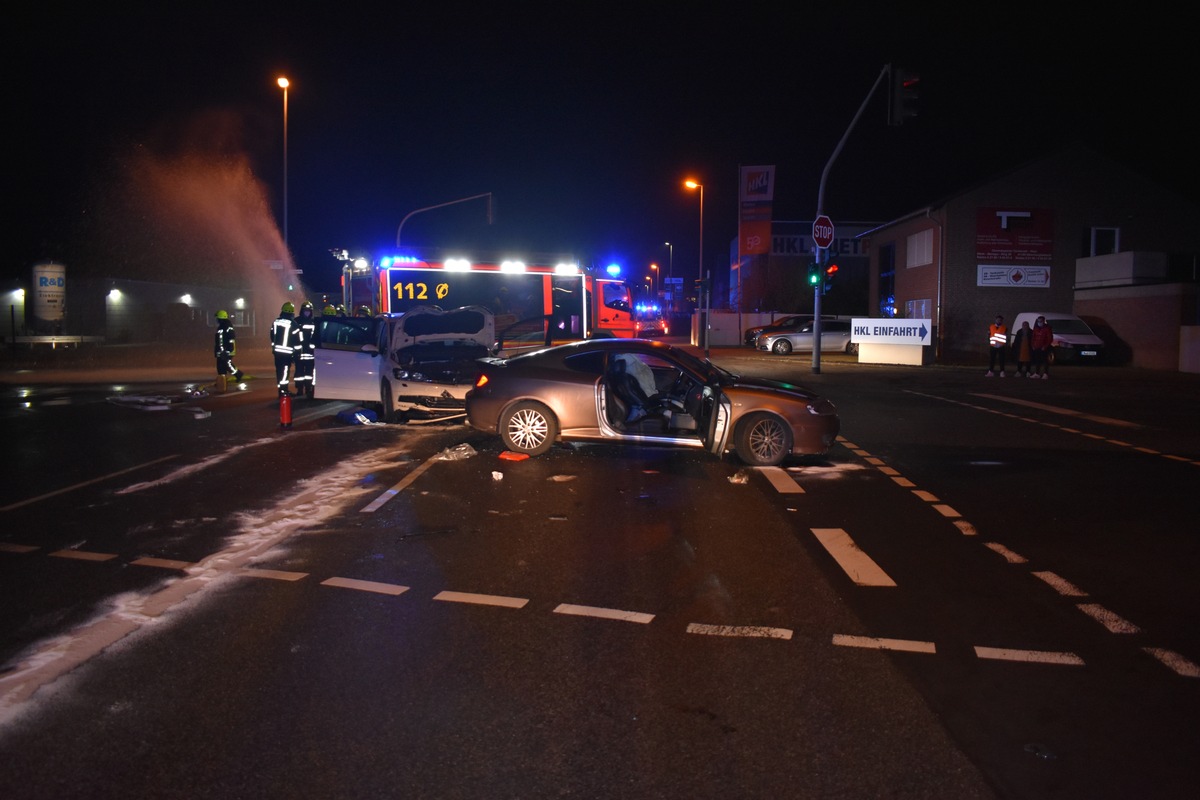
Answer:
277;76;289;250
684;180;703;289
684;179;708;354
663;241;674;312
649;263;658;300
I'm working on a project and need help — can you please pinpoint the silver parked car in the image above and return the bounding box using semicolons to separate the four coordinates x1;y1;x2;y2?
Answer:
757;319;857;355
465;338;840;466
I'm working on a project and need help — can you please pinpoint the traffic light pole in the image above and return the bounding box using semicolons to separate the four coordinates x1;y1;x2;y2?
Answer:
811;63;891;374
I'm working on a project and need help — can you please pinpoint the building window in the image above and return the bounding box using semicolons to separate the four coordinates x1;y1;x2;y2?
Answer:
906;228;933;267
906;298;931;319
878;243;896;317
1089;227;1120;256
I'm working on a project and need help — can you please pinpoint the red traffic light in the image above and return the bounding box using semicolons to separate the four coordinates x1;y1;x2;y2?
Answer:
825;263;839;276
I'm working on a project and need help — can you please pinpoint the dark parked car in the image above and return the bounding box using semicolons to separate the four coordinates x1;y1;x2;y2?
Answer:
465;339;840;466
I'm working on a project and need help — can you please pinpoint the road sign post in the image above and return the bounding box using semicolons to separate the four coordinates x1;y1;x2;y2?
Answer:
811;215;835;373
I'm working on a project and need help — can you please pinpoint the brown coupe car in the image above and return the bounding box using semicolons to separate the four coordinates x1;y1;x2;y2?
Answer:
465;339;840;466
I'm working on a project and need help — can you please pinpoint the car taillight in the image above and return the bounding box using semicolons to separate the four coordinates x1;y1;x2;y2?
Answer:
474;374;489;389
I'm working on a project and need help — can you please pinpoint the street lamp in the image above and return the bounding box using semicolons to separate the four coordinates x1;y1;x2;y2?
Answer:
277;76;289;250
649;263;658;298
684;180;703;286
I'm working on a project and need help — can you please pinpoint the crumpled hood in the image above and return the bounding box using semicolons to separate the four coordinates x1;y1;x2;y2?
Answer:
391;305;495;350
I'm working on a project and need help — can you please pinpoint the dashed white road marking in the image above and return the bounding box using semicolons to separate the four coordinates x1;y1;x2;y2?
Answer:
50;549;117;562
1032;571;1088;597
131;557;194;570
983;542;1028;564
975;646;1085;666
1143;648;1200;678
1077;603;1141;634
810;528;897;587
322;577;410;596
757;466;805;493
237;568;308;582
553;604;654;624
434;590;528;608
688;623;793;640
360;454;440;512
833;634;936;654
0;455;180;511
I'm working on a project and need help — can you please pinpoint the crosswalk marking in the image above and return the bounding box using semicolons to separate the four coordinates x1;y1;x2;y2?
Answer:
810;528;897;587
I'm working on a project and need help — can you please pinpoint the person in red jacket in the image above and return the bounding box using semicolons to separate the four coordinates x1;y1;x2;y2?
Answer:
1030;315;1054;379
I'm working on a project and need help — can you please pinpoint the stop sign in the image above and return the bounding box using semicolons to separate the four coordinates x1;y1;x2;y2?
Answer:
812;215;835;249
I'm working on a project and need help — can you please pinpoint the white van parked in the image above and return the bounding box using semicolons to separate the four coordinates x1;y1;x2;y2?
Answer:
1011;312;1104;364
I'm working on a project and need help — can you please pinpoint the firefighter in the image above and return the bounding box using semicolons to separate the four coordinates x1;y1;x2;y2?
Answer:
322;304;337;317
270;301;299;396
294;301;318;398
213;310;243;393
355;305;372;318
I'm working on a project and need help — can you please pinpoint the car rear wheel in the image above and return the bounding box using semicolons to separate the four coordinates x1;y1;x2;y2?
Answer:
845;341;859;355
771;339;792;355
500;401;558;456
735;412;792;466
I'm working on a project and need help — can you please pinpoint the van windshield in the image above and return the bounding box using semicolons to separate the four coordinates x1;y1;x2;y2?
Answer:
1046;319;1095;335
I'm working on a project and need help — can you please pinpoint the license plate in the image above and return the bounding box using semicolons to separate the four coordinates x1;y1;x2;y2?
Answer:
1081;350;1098;356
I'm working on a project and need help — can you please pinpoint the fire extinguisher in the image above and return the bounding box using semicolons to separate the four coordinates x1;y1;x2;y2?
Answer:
279;392;293;429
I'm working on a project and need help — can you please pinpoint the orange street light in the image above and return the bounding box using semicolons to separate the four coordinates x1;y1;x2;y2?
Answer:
277;77;290;249
684;180;703;283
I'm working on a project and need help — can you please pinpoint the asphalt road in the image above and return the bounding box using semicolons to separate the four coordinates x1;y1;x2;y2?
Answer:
1;344;1197;798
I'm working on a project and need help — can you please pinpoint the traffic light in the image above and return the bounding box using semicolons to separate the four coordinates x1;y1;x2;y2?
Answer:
807;261;821;287
823;261;839;292
889;65;920;126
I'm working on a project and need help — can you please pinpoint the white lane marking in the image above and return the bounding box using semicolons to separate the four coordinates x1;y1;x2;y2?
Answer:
1032;571;1088;597
833;634;936;653
553;604;655;624
1143;648;1200;678
970;394;1144;428
912;490;940;502
892;477;916;487
323;577;410;596
1;455;180;511
360;455;440;512
757;466;805;494
983;542;1028;564
237;568;308;582
952;520;978;536
131;557;194;571
932;504;960;518
975;646;1085;666
810;528;897;587
434;590;528;608
687;623;793;640
1076;603;1141;634
49;550;117;562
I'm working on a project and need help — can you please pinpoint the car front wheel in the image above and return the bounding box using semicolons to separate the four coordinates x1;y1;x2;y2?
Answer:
771;339;792;355
500;401;558;456
735;412;792;466
845;341;859;355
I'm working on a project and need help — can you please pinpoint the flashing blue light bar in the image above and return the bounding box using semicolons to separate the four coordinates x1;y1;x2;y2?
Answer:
605;263;622;277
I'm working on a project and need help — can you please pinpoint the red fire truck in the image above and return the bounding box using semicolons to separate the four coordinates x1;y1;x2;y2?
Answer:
375;257;636;343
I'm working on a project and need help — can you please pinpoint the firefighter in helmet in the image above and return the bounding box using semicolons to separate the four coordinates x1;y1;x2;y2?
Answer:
213;310;243;393
355;305;372;318
293;301;318;398
270;301;299;396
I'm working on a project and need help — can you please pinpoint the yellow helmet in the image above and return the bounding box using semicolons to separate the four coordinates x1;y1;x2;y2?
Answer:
322;305;336;316
215;309;229;320
281;302;295;314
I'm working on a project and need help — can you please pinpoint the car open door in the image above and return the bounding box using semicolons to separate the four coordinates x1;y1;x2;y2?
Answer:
312;316;385;403
702;386;732;456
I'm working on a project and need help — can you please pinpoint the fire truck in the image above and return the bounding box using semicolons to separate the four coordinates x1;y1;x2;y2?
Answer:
375;256;636;343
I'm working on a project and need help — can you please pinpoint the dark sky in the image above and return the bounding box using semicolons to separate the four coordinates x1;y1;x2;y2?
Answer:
9;4;1196;293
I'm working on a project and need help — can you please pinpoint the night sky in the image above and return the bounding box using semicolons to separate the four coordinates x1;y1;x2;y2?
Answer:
9;4;1196;294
